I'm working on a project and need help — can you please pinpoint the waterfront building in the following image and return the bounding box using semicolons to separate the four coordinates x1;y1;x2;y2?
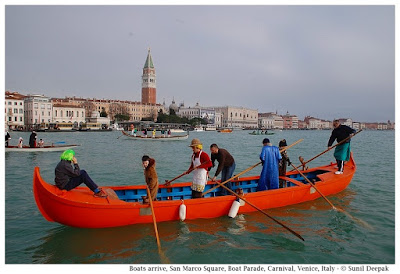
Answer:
141;48;157;105
24;94;52;129
211;106;258;129
352;121;361;130
297;120;307;129
304;116;322;129
178;103;217;126
258;112;284;129
52;97;165;122
338;118;353;127
214;112;223;129
52;104;86;125
5;91;25;129
168;98;179;115
258;112;275;129
282;112;298;129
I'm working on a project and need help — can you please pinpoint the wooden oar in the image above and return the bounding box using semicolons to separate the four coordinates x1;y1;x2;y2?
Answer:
214;180;304;241
290;163;337;209
163;160;211;186
290;129;362;171
289;162;373;230
146;186;170;263
202;139;303;196
146;186;161;248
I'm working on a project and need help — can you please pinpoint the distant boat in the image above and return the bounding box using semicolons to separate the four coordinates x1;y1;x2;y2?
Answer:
249;129;275;135
170;129;186;133
205;124;217;131
111;123;124;131
121;130;189;141
218;129;233;133
5;144;80;152
193;126;204;132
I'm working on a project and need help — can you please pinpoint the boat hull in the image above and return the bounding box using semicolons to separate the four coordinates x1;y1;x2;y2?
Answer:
6;144;79;152
121;130;188;141
33;154;356;228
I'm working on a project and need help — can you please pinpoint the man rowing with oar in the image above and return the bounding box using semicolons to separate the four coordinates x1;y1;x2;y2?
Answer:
185;138;212;199
328;120;356;175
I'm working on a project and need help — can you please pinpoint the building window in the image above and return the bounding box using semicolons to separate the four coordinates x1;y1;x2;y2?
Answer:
14;108;18;113
19;109;23;114
8;102;11;105
34;103;38;109
14;102;17;105
20;117;23;122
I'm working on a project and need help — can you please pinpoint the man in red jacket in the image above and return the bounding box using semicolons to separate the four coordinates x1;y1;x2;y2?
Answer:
186;138;212;198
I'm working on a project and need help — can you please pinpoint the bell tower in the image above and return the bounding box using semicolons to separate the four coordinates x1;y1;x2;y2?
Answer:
141;48;156;104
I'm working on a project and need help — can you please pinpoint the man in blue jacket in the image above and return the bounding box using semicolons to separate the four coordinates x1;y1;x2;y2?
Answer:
257;138;282;191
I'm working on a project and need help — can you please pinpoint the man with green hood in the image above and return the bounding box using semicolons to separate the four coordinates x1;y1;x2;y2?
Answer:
55;149;107;197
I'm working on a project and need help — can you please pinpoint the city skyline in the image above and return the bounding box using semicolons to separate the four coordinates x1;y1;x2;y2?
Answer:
5;5;395;122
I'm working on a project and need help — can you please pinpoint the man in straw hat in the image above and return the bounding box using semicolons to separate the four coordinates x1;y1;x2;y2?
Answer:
186;138;212;198
257;138;282;191
55;149;107;198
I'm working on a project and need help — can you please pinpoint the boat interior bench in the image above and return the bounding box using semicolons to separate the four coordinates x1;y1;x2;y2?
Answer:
114;170;329;203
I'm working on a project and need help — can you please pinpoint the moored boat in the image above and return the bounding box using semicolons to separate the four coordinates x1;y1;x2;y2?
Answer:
6;144;80;152
120;130;189;141
33;154;356;228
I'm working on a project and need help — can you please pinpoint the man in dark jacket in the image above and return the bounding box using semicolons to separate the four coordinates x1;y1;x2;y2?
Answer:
209;144;236;195
328;120;356;174
5;131;11;147
55;149;107;197
29;131;37;148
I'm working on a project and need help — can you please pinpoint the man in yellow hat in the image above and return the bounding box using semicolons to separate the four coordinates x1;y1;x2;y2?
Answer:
186;138;212;198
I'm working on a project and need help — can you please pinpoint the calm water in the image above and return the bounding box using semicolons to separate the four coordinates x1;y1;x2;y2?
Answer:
4;130;395;265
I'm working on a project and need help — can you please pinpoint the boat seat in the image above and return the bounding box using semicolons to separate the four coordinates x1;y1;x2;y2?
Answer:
157;186;192;201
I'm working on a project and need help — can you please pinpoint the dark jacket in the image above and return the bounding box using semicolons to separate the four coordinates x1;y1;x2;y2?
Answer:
210;148;235;177
328;125;356;147
55;160;81;189
29;132;37;148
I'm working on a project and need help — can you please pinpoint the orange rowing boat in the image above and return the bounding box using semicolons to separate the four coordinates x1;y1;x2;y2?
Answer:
33;154;356;228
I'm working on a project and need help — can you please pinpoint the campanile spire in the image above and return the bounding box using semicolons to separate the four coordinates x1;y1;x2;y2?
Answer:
141;48;156;104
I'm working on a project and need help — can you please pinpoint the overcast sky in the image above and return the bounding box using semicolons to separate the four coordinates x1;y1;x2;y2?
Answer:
5;5;395;122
